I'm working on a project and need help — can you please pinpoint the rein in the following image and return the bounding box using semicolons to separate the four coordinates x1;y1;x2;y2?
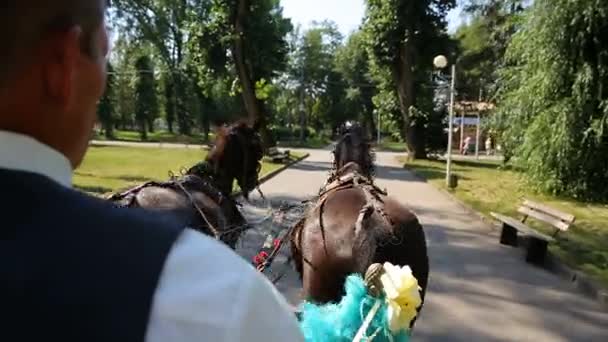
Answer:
252;200;309;283
171;173;222;239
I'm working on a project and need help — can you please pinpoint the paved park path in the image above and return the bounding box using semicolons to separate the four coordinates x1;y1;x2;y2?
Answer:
237;148;608;342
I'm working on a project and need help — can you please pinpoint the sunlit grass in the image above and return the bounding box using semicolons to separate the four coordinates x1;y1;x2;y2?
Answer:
94;129;213;144
377;140;407;152
402;157;608;287
74;146;296;196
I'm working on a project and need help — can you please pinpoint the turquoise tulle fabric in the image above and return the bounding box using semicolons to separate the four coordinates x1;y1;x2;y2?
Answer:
298;275;410;342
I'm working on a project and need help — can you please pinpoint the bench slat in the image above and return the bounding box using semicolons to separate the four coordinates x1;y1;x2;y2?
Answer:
490;212;555;242
522;199;575;224
517;206;571;231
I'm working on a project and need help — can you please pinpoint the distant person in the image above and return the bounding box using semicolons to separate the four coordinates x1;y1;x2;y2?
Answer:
0;1;303;341
462;135;472;155
485;136;493;156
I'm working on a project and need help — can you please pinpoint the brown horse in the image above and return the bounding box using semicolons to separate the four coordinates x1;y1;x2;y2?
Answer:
291;123;429;311
108;121;263;249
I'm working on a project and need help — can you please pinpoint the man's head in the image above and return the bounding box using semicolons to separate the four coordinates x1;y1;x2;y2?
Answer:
0;0;109;168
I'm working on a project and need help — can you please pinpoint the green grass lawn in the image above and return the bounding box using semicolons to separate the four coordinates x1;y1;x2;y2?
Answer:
401;157;608;287
376;141;407;152
74;146;295;196
94;130;212;145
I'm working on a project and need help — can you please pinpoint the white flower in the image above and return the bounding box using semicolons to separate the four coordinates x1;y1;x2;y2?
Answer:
379;262;422;333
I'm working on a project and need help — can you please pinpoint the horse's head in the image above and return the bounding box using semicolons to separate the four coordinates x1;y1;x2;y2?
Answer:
206;121;263;197
332;121;374;178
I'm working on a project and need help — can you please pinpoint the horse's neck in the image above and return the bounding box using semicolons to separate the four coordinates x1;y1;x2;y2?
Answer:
187;161;233;196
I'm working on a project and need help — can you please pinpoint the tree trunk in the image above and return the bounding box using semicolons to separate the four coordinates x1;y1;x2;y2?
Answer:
139;119;148;141
299;109;306;142
232;0;274;148
103;121;114;139
393;42;426;159
165;80;175;133
147;117;155;133
175;75;191;136
203;117;210;142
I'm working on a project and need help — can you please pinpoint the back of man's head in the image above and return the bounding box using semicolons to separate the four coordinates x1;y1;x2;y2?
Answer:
0;0;105;88
0;0;109;168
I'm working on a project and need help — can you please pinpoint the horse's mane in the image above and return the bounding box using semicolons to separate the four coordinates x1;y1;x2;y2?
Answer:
332;122;375;178
206;119;253;165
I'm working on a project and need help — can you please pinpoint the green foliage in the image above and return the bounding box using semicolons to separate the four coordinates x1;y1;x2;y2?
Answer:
456;0;525;100
278;21;351;138
242;0;293;81
111;36;138;131
497;0;608;201
454;17;494;100
364;0;455;67
97;62;115;139
334;31;377;134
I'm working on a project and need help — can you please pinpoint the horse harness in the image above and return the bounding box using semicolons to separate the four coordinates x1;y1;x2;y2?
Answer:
318;170;393;230
107;162;232;241
254;169;392;282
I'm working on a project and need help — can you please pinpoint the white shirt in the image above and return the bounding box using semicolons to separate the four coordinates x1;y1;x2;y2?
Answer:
0;130;304;342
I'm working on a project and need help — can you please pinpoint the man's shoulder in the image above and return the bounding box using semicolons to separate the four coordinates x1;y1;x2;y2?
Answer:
70;188;186;239
167;228;256;277
5;170;187;240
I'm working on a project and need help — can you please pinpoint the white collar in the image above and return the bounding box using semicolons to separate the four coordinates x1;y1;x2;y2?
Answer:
0;130;73;187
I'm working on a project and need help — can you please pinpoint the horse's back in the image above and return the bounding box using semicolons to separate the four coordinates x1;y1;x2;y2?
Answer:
112;184;240;247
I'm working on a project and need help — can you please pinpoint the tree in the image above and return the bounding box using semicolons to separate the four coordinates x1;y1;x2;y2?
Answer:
111;35;137;130
288;22;344;140
456;0;525;100
113;0;201;135
334;31;376;136
364;0;456;159
163;75;176;133
453;17;495;100
111;0;293;142
209;0;292;147
496;0;608;200
98;62;115;139
134;56;158;141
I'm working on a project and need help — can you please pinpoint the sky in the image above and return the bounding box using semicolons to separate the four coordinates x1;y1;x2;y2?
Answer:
280;0;466;36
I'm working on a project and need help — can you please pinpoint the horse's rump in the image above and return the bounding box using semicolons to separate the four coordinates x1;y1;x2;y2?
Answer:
293;168;429;305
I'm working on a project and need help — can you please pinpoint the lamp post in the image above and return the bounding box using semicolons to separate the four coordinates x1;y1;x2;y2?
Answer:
433;55;457;188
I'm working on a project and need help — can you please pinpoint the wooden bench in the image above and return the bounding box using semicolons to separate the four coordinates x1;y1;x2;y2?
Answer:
491;200;575;265
267;146;290;163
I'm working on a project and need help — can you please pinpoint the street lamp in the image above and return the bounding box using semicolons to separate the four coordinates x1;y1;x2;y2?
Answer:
434;55;457;188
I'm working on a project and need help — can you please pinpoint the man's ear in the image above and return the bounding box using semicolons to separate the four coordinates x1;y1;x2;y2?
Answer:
42;26;83;110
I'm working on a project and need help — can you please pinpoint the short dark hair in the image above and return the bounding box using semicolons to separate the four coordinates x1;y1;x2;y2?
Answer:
0;0;106;86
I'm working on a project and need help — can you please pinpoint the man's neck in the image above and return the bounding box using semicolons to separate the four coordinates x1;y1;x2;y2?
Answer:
0;130;73;187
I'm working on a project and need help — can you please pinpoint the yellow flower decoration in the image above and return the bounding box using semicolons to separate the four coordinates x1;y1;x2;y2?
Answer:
379;262;422;333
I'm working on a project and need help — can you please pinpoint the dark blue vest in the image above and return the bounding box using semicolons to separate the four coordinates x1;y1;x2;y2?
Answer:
0;169;184;341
